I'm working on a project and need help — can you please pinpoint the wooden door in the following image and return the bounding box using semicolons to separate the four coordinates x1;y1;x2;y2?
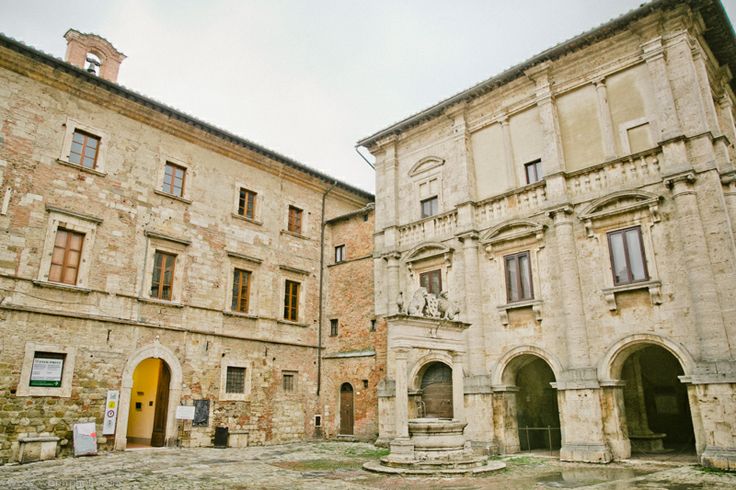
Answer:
150;361;170;447
339;383;354;435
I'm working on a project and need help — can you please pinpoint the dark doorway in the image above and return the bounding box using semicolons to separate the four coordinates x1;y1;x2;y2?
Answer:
340;383;354;435
516;357;561;451
420;362;453;418
150;361;171;447
621;345;694;454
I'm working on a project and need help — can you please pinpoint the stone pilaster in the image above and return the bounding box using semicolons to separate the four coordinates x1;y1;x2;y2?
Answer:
385;252;401;316
641;37;682;143
458;231;484;374
525;63;567;202
451;351;466;422
665;172;731;360
500;115;518;189
394;348;410;439
449;105;477;203
593;78;617;161
549;206;589;368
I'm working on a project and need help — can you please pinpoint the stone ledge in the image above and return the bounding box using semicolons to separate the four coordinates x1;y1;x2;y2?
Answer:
153;189;192;204
497;299;542;325
231;213;263;226
32;280;92;294
56;158;107;177
602;280;662;311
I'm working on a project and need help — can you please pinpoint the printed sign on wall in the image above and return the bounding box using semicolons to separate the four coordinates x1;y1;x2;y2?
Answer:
102;390;119;435
29;354;64;387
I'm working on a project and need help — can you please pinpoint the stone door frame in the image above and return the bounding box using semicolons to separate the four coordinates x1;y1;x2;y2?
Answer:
114;342;183;450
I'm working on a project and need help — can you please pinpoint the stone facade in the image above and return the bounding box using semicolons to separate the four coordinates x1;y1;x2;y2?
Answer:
320;205;386;440
0;31;372;463
361;0;736;470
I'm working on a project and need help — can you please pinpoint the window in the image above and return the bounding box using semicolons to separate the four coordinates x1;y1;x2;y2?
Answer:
419;269;442;296
231;269;251;313
505;251;533;302
238;188;257;220
162;162;186;197
225;366;246;394
607;226;649;285
283;280;300;321
68;130;100;169
287;206;303;234
524;159;543;184
49;228;84;285
150;251;176;300
330;319;338;337
370;319;376;332
334;245;345;263
283;371;297;392
29;352;66;387
420;196;438;218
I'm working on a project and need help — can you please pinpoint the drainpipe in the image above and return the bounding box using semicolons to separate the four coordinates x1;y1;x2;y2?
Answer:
317;180;338;396
355;146;375;170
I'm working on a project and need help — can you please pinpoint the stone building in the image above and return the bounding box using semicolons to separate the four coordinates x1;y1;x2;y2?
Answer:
360;0;736;471
0;29;374;463
320;204;386;440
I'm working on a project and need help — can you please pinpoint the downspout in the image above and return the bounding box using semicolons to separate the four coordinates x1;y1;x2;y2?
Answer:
355;145;375;170
317;180;338;396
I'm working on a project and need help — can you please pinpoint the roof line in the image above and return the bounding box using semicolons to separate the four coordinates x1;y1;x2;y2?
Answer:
0;32;373;201
358;0;735;147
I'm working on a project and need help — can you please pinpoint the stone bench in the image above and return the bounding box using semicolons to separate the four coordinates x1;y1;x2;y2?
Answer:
18;436;60;463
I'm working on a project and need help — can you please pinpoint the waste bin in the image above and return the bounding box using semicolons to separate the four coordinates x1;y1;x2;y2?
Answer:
214;426;229;448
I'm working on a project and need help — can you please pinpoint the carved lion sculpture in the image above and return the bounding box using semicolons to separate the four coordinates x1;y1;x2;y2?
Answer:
437;291;460;320
407;287;427;316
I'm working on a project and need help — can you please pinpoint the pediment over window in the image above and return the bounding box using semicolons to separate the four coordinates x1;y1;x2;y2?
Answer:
480;220;545;257
579;190;661;237
409;156;445;177
402;242;453;273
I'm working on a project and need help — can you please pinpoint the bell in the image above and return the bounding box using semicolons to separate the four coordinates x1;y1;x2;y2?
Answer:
85;56;100;75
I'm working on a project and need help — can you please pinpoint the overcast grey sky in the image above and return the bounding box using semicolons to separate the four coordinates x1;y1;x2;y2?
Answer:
2;1;735;193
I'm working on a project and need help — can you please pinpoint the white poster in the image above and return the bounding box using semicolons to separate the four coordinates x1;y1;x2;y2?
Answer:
176;405;195;420
102;390;119;435
30;356;64;387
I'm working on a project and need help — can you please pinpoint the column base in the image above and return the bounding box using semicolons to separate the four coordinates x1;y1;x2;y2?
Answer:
560;443;612;463
386;437;415;463
701;446;736;471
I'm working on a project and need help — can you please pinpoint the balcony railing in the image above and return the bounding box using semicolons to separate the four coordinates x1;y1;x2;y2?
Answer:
475;182;547;229
566;148;661;199
398;210;458;248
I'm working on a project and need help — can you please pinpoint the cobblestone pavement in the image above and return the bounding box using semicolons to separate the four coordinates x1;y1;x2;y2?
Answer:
1;442;735;489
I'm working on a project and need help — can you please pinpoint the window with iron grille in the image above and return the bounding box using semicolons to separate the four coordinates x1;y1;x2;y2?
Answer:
68;130;100;169
238;188;257;220
231;269;251;313
49;228;84;285
162;162;186;197
504;251;533;303
607;226;649;285
287;205;303;234
225;366;246;394
419;269;442;296
151;251;176;300
283;371;297;392
283;280;300;321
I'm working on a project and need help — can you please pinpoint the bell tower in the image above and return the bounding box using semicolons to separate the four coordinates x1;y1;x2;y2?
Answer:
63;29;126;83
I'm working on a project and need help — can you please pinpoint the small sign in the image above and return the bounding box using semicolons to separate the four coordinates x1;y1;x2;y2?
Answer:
29;355;64;387
102;390;119;435
73;422;98;457
176;405;195;420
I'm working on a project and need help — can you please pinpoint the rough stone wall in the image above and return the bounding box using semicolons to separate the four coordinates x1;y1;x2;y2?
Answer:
0;44;370;463
321;208;385;440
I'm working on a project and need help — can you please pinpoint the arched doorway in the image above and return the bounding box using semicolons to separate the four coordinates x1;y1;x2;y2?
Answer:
125;358;171;448
620;345;695;455
339;383;354;435
515;356;561;451
419;362;453;419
